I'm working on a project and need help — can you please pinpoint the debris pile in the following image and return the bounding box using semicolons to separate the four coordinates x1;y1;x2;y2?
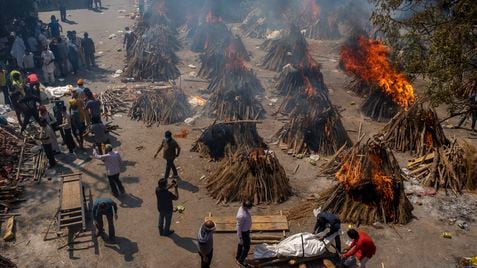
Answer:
407;139;477;194
128;85;192;126
207;148;292;204
340;34;415;121
378;101;449;156
191;121;266;160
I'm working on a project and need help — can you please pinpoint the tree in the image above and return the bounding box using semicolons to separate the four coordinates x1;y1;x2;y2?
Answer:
371;0;477;112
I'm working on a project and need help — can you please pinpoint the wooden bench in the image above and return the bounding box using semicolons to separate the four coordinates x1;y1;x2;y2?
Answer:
205;211;289;234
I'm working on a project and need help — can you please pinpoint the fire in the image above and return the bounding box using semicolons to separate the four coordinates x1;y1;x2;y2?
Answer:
340;35;415;108
425;131;433;146
303;77;316;97
369;153;394;201
205;10;223;24
225;54;247;72
336;160;362;189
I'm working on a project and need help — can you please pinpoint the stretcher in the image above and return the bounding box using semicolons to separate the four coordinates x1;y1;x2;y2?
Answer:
57;173;88;232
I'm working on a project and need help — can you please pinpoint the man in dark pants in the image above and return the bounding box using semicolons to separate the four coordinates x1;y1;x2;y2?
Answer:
154;130;181;180
19;90;41;133
156;178;179;236
93;144;125;197
81;32;95;69
92;198;118;241
198;220;216;268
0;67;9;105
457;93;477;132
236;201;253;267
313;211;342;253
59;1;67;22
38;119;56;168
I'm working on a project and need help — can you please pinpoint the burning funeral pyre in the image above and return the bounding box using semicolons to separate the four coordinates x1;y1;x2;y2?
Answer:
297;0;341;40
125;21;181;81
340;34;416;121
129;85;192;126
206;147;292;204
191;11;229;53
274;64;351;155
240;0;291;39
261;25;314;72
198;33;250;79
407;139;477;194
378;101;449;156
204;56;265;121
290;139;414;224
191;121;266;160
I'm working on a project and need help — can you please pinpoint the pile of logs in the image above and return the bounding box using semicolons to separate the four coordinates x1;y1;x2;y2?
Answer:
290;139;413;224
361;89;400;122
378;102;449;156
125;24;181;81
261;25;313;72
204;59;265;121
100;89;129;119
207;147;292;204
191;14;229;52
198;34;250;79
240;4;289;39
407;139;477;194
129;86;192;126
191;121;266;160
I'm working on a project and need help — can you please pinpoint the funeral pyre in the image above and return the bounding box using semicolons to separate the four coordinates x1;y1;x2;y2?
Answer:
407;139;477;194
289;139;414;224
191;121;266;160
240;0;291;39
204;56;265;121
206;147;292;204
297;0;341;40
274;63;351;155
377;101;449;156
261;25;315;72
191;11;229;53
129;85;192;126
340;34;415;121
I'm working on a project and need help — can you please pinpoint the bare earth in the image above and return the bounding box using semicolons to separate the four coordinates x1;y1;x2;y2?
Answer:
2;0;477;267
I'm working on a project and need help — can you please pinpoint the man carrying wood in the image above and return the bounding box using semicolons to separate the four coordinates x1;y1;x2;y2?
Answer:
313;211;342;253
156;178;179;236
197;220;216;268
92;197;118;242
236;201;253;267
342;229;376;268
154;130;181;180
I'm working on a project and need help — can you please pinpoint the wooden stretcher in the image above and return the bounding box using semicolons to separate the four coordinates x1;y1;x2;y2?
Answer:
57;173;88;232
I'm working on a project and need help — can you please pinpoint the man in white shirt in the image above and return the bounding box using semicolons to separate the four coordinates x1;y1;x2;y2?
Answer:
93;144;125;197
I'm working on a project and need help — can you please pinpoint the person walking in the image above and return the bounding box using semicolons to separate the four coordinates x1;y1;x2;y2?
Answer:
69;99;85;149
56;38;69;77
457;93;477;132
47;15;62;39
313;211;342;253
39;105;61;153
123;27;136;58
92;198;118;242
59;1;67;22
59;106;76;153
94;0;102;9
10;34;26;69
67;38;79;74
236;201;253;267
41;45;56;85
155;178;178;236
197;220;216;268
81;32;95;69
91;119;108;154
93;144;125;197
19;89;41;133
342;229;376;268
85;89;101;123
154;131;181;180
37;119;57;168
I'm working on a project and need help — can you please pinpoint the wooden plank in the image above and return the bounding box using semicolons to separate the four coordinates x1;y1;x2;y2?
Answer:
205;215;287;224
205;215;289;232
407;152;434;167
61;179;81;210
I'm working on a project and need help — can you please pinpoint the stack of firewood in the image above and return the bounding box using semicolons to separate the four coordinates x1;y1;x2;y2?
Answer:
191;121;266;160
289;139;414;224
407;139;477;194
100;89;129;119
206;147;292;204
128;86;192;126
361;89;401;122
191;12;229;52
125;23;181;81
261;25;313;72
378;102;449;156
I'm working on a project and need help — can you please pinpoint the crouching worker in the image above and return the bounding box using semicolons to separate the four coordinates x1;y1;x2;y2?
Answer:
313;211;342;253
342;229;376;268
92;197;118;242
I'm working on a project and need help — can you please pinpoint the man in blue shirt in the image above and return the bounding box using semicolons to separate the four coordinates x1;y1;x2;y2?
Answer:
92;198;118;241
47;15;62;39
313;211;342;253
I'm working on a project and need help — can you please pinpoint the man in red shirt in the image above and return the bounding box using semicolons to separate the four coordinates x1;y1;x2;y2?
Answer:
342;229;376;268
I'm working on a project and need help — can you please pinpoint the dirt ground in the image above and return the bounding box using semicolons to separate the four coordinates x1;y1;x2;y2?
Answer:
1;0;477;267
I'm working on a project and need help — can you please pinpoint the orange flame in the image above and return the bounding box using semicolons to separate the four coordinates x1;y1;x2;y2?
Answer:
205;10;223;24
369;153;394;201
303;77;316;97
340;35;415;108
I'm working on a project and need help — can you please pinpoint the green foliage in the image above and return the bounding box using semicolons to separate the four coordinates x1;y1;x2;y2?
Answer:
371;0;477;110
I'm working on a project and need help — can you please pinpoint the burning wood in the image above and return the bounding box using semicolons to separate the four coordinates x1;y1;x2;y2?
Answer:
125;23;181;81
191;121;266;160
128;86;192;126
191;11;229;53
290;139;414;224
407;139;477;194
204;57;265;121
298;0;341;40
198;34;250;79
275;63;326;97
378;101;449;156
261;25;314;72
206;147;292;204
340;34;415;121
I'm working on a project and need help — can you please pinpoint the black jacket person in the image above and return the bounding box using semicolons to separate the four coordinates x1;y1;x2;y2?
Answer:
154;130;181;179
314;211;342;253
